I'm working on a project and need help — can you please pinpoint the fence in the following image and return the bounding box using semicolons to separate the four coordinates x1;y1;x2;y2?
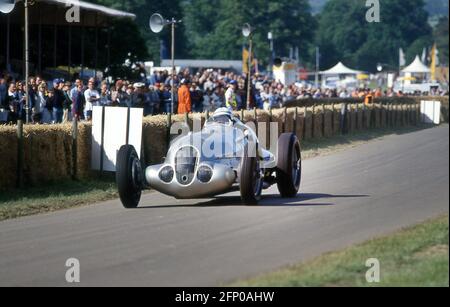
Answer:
0;97;448;190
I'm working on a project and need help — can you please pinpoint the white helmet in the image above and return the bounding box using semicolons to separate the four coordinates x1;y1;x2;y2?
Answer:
213;107;233;120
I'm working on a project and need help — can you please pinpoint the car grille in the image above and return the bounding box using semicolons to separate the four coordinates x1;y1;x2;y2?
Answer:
175;147;198;185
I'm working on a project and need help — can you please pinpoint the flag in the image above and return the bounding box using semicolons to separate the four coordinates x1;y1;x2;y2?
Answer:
430;43;438;81
242;46;250;74
242;45;258;74
399;48;406;67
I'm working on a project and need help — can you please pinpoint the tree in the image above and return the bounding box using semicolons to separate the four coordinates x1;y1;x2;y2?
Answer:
434;17;449;66
89;0;188;63
316;0;432;72
182;0;316;66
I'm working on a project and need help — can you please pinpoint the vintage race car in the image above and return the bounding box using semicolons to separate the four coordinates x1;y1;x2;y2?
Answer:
116;108;302;208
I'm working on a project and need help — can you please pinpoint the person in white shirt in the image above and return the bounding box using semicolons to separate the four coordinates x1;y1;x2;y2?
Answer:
83;80;100;121
225;80;238;110
339;89;350;98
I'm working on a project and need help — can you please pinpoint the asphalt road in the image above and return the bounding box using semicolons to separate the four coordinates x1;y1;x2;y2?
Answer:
0;126;448;287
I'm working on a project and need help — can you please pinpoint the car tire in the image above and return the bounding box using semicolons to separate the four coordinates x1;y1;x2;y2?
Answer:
276;133;302;198
116;145;143;209
240;143;263;205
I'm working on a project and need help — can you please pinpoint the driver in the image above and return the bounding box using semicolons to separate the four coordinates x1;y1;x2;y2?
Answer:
209;107;234;125
207;107;264;159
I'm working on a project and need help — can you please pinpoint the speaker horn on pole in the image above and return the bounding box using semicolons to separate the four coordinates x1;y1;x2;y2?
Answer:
242;23;253;38
149;13;166;33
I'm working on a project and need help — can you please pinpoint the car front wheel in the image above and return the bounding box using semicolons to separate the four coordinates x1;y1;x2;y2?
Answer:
276;133;302;198
116;145;143;208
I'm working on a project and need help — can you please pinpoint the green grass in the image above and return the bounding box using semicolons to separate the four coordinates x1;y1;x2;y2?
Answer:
0;179;118;221
231;215;449;287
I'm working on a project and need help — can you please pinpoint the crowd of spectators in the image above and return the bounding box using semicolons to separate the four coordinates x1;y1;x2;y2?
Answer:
0;68;448;124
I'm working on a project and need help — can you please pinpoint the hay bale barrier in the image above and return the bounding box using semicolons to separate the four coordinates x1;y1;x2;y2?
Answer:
323;106;333;138
23;124;73;186
76;122;93;179
0;126;18;189
0;96;447;190
313;107;324;138
303;108;313;140
143;115;170;165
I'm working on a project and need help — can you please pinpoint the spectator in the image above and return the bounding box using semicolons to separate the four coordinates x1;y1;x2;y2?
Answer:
131;83;146;108
37;83;52;124
5;83;20;122
160;84;173;114
211;86;224;110
145;85;160;116
84;80;100;121
72;83;85;121
190;82;204;113
99;83;112;106
51;79;65;123
225;80;238;111
177;79;191;114
0;77;7;107
202;89;213;112
62;82;72;123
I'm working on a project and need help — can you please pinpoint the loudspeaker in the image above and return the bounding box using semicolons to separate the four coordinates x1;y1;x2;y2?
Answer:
149;13;166;34
242;23;252;37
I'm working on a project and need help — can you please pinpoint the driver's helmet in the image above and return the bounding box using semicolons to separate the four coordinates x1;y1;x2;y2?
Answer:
212;108;233;120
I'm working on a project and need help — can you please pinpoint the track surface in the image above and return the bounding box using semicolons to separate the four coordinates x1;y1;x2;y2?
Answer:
0;126;448;286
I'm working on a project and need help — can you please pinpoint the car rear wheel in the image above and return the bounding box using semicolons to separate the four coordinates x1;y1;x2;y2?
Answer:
116;145;143;208
276;133;302;198
240;143;263;205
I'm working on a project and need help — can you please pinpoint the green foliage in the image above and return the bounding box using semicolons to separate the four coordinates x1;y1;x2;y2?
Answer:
89;0;187;63
434;17;449;65
84;0;447;72
182;0;316;66
316;0;432;72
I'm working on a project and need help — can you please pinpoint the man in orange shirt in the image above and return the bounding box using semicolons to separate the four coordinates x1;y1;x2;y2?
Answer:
177;79;191;114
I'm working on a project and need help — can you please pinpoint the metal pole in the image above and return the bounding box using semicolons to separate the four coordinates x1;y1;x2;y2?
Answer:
25;0;30;124
38;8;42;74
6;15;10;72
171;21;175;115
81;26;85;79
53;23;57;68
17;120;24;188
246;37;252;110
68;25;72;77
94;13;98;77
315;47;319;89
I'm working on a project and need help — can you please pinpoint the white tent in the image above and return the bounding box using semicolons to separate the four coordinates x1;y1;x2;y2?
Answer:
402;55;430;74
320;62;362;75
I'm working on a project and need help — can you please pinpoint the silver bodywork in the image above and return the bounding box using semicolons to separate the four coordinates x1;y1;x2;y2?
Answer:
145;118;276;199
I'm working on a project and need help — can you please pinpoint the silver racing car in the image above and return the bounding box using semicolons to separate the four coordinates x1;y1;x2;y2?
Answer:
116;108;302;208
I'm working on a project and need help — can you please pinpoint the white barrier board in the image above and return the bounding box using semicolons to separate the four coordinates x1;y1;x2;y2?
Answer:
420;100;441;125
91;106;143;172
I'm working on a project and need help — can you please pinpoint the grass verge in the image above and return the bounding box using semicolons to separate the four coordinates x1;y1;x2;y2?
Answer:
230;215;449;287
0;125;438;221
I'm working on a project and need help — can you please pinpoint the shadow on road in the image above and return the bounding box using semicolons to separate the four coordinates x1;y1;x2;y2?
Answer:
137;193;369;209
